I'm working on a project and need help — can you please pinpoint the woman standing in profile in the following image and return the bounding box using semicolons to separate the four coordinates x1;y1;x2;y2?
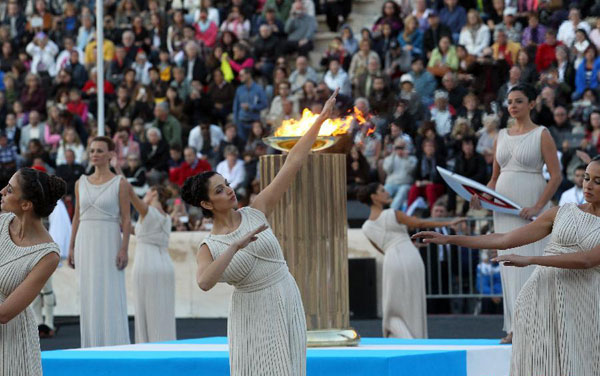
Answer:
126;182;175;343
180;90;338;376
68;136;131;347
471;84;562;343
0;168;66;375
359;183;463;338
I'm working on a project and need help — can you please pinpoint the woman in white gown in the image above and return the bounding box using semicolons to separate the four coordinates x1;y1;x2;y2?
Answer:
0;168;65;375
68;136;131;347
414;156;600;375
126;183;175;343
359;183;463;338
471;84;562;343
180;90;338;376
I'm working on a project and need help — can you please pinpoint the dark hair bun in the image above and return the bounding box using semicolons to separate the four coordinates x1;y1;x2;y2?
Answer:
181;171;218;218
18;168;67;217
357;183;379;206
508;83;537;102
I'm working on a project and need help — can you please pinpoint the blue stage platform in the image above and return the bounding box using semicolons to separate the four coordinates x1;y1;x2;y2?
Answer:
42;337;511;376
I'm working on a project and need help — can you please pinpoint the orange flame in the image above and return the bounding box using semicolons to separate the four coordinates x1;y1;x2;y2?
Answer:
366;127;375;136
273;107;367;137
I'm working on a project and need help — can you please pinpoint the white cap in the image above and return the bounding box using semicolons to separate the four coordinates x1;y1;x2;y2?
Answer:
504;7;517;16
400;73;414;84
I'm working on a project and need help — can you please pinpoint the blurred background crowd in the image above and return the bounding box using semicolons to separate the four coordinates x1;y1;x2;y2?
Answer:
0;0;595;237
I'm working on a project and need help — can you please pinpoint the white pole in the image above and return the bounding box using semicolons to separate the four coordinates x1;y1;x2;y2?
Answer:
96;0;105;136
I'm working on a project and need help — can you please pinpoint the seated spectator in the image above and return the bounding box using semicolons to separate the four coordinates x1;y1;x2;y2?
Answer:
0;129;18;187
439;0;466;42
549;106;573;146
195;8;218;48
289;55;320;95
409;57;436;105
554;45;575;93
573;45;600;100
448;117;475;158
398;74;425;122
23;139;54;170
430;90;454;137
515;49;539;85
535;29;561;73
459;9;490;57
397;15;423;60
283;1;316;56
557;8;591;47
299;80;318;110
582;109;600;156
347;144;371;199
26;31;59;78
55;149;85;198
456;93;483;132
375;22;398;67
152;101;182;147
491;28;520;66
233;68;268;141
372;1;403;37
141;127;170;185
497;65;522;109
573;29;590;68
354;56;381;98
368;75;395;120
217;123;246;162
168;143;184;171
188;121;224;164
122;153;149;197
253;24;279;80
216;145;246;195
447;136;486;215
113;125;141;168
427;35;458;77
320;37;350;71
21;73;47;115
497;7;522;44
66;88;88;123
131;50;152;86
324;59;352;97
423;10;452;59
267;81;300;127
559;164;586;206
220;6;250;40
412;0;432;32
56;128;86;166
521;12;546;47
441;72;467;111
383;138;417;210
169;146;212;187
476;114;499;156
591;18;600;51
208;68;235;125
227;43;254;82
258;6;286;39
354;122;382;171
349;38;380;85
341;25;359;56
407;138;446;209
19;110;47;154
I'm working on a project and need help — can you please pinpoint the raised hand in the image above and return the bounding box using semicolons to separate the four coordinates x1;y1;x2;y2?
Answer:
320;88;339;120
492;254;531;267
234;224;269;251
411;231;448;245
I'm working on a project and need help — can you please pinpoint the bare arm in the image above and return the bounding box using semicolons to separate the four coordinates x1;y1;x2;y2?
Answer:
412;206;558;250
67;180;80;268
196;225;267;291
117;178;131;270
495;246;600;269
395;210;464;230
0;253;59;324
488;137;500;190
251;89;338;216
127;183;149;218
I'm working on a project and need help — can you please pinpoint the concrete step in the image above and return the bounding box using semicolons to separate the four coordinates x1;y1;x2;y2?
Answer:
352;0;382;17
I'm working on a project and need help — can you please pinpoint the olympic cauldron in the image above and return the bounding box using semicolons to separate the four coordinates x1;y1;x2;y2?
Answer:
260;108;365;347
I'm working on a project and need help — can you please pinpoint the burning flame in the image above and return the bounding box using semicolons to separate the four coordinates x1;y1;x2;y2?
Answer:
273;107;367;137
366;127;375;136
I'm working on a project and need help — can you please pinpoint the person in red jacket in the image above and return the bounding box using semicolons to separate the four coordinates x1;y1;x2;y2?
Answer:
535;28;562;72
169;146;212;186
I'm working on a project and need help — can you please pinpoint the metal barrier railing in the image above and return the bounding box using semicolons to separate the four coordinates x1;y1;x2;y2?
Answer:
414;216;503;300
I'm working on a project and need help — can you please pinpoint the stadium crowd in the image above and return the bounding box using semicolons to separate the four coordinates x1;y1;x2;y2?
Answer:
0;0;595;231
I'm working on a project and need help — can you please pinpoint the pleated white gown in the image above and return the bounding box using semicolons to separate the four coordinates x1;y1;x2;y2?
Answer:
512;203;600;375
201;207;306;376
0;213;59;375
362;209;427;339
493;126;551;333
75;175;130;347
133;206;175;343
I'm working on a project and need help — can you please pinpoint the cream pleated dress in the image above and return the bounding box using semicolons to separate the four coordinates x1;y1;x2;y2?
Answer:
511;203;600;375
362;208;427;338
201;207;306;376
133;206;175;343
0;213;59;375
494;126;551;333
75;175;130;347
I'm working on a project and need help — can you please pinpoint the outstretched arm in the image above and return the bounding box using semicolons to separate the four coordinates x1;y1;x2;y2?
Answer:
251;89;339;216
412;206;558;250
395;210;465;230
